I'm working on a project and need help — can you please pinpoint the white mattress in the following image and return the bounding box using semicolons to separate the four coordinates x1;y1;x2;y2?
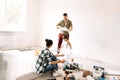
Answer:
0;50;36;80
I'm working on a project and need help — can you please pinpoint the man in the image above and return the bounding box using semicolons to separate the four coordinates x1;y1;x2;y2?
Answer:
56;13;73;53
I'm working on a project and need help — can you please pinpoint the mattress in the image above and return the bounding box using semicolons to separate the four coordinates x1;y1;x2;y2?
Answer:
0;50;36;80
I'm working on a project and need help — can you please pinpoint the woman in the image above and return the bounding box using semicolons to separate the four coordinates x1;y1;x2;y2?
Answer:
35;39;65;75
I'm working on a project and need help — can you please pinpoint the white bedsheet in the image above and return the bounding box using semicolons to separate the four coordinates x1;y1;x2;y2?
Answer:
0;50;36;80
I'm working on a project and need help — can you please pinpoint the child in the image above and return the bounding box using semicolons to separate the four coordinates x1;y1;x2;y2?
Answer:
59;31;72;61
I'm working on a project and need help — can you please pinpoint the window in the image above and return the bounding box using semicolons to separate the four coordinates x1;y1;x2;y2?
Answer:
0;0;26;32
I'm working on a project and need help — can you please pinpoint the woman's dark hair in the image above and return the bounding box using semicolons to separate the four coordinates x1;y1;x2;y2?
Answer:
63;13;68;16
45;39;53;47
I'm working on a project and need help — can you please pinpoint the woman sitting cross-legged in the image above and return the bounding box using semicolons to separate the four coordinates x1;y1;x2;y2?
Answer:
35;39;65;76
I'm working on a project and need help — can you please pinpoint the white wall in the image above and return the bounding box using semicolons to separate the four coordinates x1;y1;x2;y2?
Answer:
0;0;120;67
37;0;120;66
0;0;39;49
